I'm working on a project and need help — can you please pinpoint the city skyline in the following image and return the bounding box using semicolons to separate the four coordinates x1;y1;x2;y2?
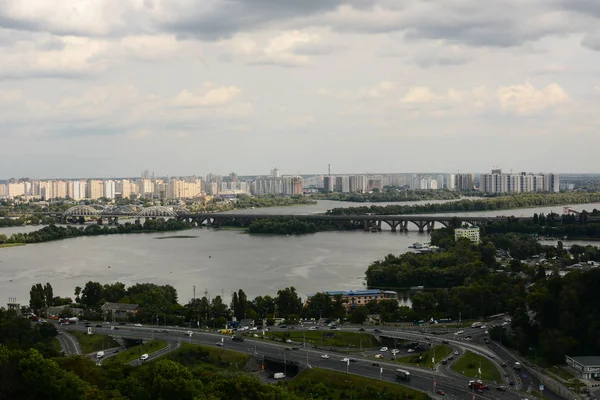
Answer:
1;1;599;176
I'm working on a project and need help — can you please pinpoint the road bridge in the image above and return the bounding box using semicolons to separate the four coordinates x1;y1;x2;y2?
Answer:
177;213;531;233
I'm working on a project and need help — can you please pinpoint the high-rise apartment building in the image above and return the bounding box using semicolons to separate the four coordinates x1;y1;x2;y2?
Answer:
103;180;116;199
71;180;86;200
86;180;104;200
139;179;154;199
480;170;559;193
323;176;334;193
335;176;349;193
348;175;367;193
454;174;474;191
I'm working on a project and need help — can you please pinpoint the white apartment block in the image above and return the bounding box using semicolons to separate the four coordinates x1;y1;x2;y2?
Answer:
480;170;559;193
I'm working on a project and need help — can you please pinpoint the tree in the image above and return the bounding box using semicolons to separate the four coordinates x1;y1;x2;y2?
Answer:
0;234;7;244
231;292;239;320
102;282;126;303
275;287;303;317
29;284;46;313
81;281;104;308
43;283;54;308
411;292;437;320
349;306;369;324
237;289;248;320
74;286;82;304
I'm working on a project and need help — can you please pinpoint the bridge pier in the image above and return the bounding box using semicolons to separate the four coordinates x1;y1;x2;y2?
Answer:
426;221;435;232
398;221;408;232
411;220;427;233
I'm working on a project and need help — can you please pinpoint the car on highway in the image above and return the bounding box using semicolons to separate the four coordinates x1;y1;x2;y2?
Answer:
113;327;119;330
134;323;142;327
95;324;102;328
372;362;380;367
285;339;293;343
448;356;454;361
359;328;365;331
375;354;384;359
457;330;464;334
160;329;169;333
407;348;415;353
454;351;459;355
484;339;490;344
380;347;388;352
320;354;329;359
140;354;148;361
484;330;489;335
341;357;349;363
442;340;449;344
373;328;381;333
185;331;193;337
291;347;299;351
391;349;400;355
309;327;317;331
481;325;487;329
103;321;110;325
441;360;448;365
496;386;507;391
216;342;223;347
349;358;357;363
437;390;445;396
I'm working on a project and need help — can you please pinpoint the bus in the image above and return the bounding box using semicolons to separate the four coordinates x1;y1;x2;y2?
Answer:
471;322;483;328
396;369;411;381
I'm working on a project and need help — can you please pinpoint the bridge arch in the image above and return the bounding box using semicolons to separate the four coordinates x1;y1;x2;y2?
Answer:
135;206;178;218
63;205;100;218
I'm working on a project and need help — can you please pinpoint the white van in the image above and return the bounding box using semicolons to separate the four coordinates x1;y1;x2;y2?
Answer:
274;372;285;379
140;354;149;361
96;351;104;359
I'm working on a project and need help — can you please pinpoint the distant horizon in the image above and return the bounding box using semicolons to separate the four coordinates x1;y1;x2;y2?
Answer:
0;170;591;183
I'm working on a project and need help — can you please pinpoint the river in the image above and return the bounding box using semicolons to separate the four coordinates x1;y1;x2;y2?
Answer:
0;200;599;306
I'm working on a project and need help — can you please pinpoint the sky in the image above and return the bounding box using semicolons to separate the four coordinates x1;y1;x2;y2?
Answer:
1;0;599;179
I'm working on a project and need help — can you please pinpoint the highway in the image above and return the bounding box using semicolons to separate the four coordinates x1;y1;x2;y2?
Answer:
59;323;532;400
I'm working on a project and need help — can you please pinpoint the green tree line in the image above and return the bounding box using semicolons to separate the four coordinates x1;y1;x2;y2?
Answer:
1;219;190;246
313;189;461;203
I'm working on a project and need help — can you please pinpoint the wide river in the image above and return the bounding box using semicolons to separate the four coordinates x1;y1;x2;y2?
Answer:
1;200;599;306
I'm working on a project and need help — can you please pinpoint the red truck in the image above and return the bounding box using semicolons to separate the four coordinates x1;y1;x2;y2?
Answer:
469;380;486;392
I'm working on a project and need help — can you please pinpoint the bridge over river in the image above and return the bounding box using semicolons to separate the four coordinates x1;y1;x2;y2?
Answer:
18;205;533;233
176;213;530;233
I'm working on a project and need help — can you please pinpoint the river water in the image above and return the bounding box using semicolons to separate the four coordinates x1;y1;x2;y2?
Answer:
1;200;599;306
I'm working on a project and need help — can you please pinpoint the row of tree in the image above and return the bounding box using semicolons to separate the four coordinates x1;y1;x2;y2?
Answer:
313;189;461;203
325;192;600;215
2;219;190;246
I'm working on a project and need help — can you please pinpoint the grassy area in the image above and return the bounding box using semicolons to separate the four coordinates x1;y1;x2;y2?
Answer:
0;243;25;248
104;340;167;365
70;331;120;354
167;343;250;370
451;351;502;383
284;368;429;400
395;345;453;369
547;365;576;381
258;330;379;348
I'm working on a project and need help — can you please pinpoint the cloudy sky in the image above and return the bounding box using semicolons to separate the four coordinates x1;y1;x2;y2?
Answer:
1;0;599;179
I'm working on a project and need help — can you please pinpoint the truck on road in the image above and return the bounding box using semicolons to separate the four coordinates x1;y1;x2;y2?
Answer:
471;322;483;328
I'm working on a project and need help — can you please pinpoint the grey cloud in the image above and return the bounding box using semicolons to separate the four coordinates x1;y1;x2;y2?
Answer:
413;53;471;68
291;43;344;56
35;37;66;51
582;31;600;51
156;0;371;40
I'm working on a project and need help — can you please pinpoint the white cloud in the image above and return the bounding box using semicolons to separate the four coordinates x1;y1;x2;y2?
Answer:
259;30;322;66
173;84;241;108
316;88;331;96
497;81;570;115
401;87;439;103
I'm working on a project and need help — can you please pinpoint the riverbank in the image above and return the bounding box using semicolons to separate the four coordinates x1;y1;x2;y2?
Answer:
0;243;25;248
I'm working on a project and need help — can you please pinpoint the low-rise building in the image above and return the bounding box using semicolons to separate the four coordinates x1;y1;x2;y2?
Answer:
306;289;398;311
455;226;480;244
566;355;600;379
100;302;140;318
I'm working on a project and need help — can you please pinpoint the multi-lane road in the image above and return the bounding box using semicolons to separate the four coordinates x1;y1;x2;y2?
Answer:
59;322;548;400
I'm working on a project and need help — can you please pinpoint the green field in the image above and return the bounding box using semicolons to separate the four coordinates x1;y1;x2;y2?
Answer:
547;365;576;381
167;343;250;370
451;351;502;383
284;368;429;400
395;345;453;369
259;330;379;348
70;331;120;354
104;340;167;365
